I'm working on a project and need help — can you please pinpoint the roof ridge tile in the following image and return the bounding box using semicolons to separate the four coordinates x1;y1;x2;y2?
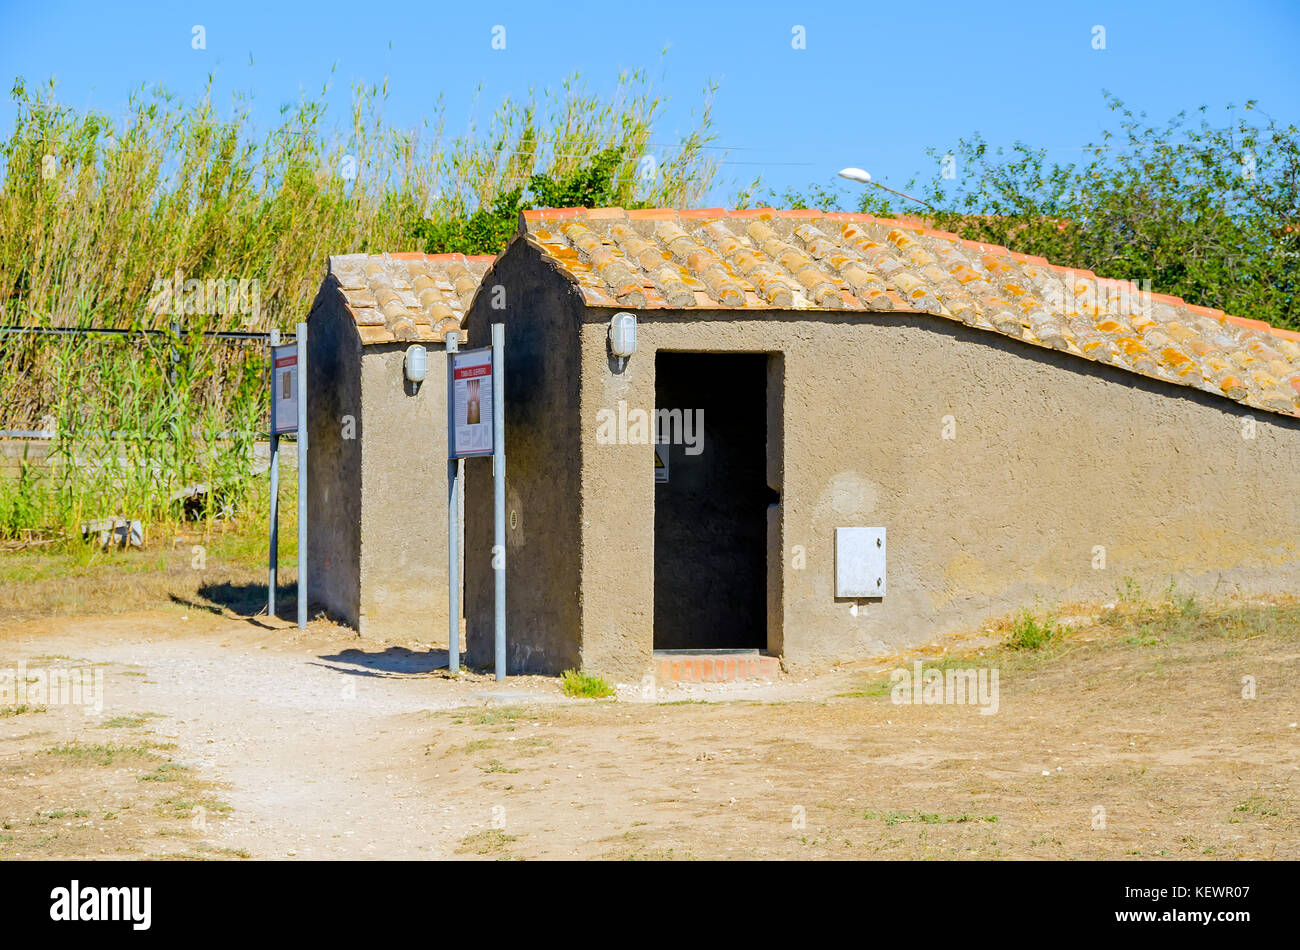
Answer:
627;208;679;220
317;252;493;347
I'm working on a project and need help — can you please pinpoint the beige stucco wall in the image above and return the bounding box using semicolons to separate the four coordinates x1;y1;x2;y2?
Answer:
356;344;455;641
574;308;1300;682
307;279;458;641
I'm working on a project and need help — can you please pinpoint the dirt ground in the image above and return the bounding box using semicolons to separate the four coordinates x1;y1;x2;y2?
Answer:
1;593;1297;860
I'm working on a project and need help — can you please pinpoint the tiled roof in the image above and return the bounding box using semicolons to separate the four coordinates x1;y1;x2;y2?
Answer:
324;252;494;345
519;207;1300;418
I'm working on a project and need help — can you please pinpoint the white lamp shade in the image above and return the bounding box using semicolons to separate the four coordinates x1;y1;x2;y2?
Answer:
404;344;428;382
609;312;637;358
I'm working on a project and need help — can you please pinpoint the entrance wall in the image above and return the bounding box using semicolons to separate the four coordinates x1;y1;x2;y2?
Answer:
575;308;1300;681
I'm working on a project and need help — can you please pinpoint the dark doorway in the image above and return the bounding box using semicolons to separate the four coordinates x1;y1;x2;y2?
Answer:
654;352;771;650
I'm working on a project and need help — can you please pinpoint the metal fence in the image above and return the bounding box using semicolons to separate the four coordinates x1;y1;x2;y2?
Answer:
0;324;296;440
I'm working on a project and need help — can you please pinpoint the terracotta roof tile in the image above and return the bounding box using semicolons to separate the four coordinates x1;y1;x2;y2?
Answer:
519;207;1300;418
322;253;494;345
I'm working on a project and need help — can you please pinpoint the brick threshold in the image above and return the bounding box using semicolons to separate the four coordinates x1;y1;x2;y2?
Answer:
654;650;780;684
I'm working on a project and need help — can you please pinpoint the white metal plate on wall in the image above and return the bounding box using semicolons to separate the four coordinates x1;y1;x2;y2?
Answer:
835;527;886;597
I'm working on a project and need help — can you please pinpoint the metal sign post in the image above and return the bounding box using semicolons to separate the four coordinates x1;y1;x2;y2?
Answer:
296;321;308;629
268;325;307;628
268;329;281;618
447;331;503;677
445;331;461;674
491;323;506;682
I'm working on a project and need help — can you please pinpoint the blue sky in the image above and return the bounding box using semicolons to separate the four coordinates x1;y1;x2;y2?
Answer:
2;0;1297;206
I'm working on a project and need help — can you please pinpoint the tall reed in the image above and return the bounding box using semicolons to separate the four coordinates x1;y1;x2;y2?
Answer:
0;68;722;541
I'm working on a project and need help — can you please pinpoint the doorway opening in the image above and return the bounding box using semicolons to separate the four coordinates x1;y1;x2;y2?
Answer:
653;352;776;651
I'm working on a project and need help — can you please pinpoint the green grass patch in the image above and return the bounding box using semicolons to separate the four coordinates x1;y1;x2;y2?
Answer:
1004;610;1060;651
101;712;165;729
863;810;999;826
561;669;615;699
140;762;191;782
470;705;527;726
842;651;1001;700
449;739;495;755
0;704;46;717
457;829;518;855
835;679;895;699
1230;795;1283;819
41;742;169;766
159;797;232;820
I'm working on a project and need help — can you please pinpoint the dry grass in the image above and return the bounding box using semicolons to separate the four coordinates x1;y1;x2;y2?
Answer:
416;593;1300;859
2;570;1295;859
0;517;291;624
0;703;239;860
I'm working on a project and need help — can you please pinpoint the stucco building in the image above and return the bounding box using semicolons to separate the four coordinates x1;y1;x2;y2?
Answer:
455;207;1300;682
305;252;493;638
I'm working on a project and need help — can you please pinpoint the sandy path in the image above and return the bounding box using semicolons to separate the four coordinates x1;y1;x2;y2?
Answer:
1;611;570;858
5;599;1296;861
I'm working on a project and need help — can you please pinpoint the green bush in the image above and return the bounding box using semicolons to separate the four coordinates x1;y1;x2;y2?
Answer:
1005;610;1060;651
560;669;615;699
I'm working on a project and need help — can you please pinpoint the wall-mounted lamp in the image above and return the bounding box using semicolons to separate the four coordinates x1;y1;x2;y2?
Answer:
609;311;637;370
404;344;428;383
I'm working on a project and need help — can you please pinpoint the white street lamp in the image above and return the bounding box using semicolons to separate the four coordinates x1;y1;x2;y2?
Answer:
838;166;935;211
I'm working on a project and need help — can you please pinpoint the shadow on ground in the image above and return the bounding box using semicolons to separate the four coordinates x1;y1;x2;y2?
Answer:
313;646;450;677
171;582;297;625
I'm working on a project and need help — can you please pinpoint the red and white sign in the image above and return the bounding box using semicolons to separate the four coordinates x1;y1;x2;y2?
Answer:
449;347;494;458
271;345;298;434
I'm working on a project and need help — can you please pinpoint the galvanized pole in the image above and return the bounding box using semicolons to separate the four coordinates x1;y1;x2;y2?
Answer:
446;331;460;674
492;323;506;680
268;329;280;619
296;321;308;629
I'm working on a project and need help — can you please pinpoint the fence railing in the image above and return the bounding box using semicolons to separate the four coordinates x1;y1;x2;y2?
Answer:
0;326;287;341
0;323;290;537
0;323;292;437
